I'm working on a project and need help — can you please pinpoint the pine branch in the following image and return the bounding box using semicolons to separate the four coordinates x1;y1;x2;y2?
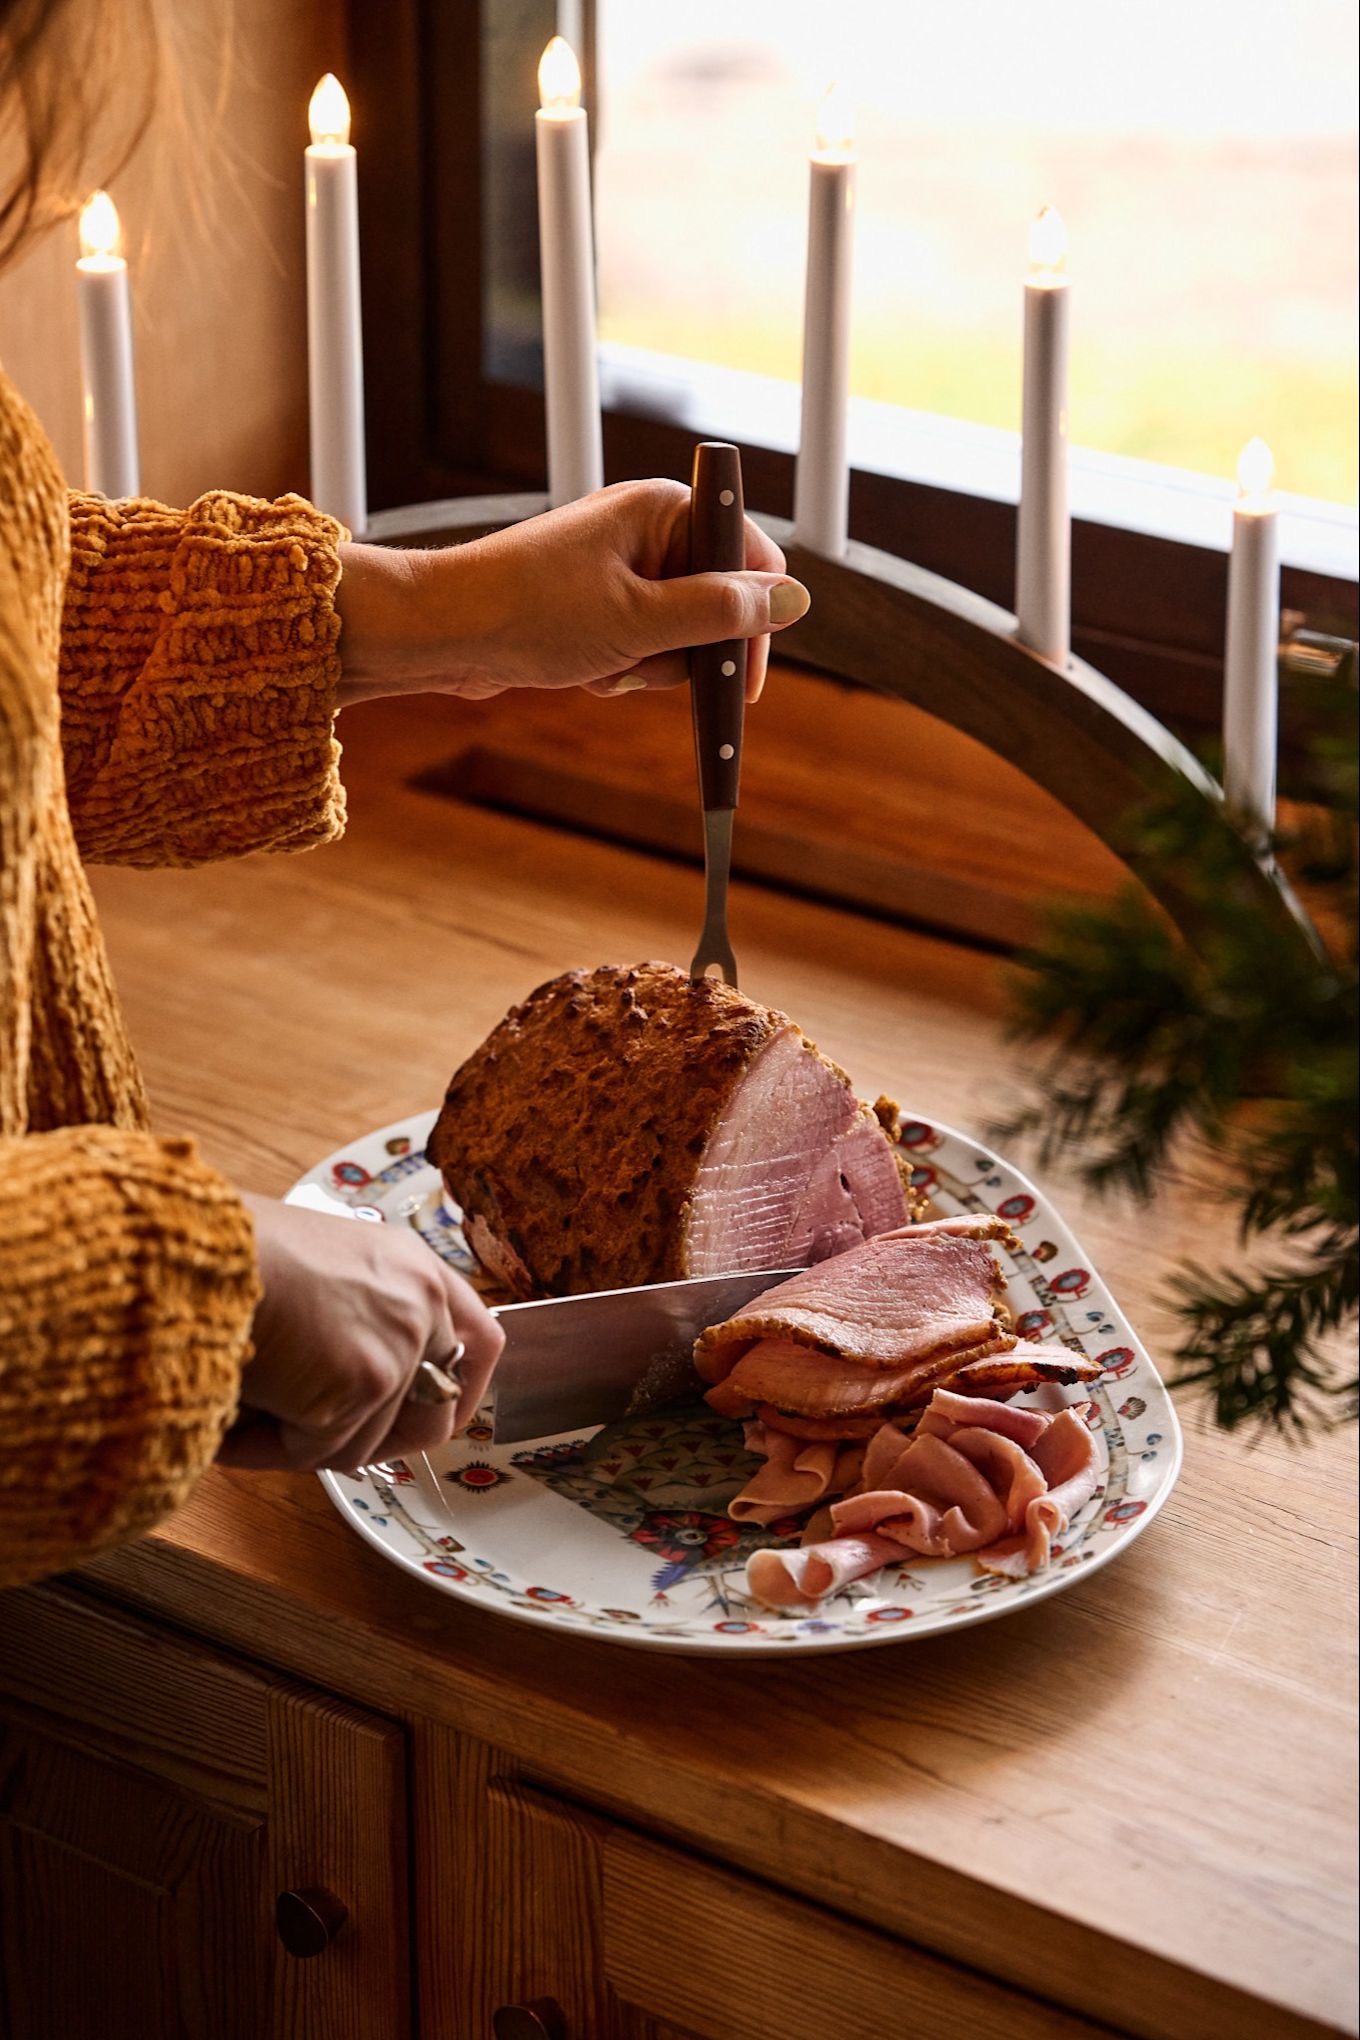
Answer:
994;720;1358;1437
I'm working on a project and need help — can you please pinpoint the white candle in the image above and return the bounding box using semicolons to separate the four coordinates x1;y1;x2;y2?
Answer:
793;84;856;559
76;191;139;499
1223;437;1280;833
535;36;603;507
306;73;367;534
1015;205;1071;666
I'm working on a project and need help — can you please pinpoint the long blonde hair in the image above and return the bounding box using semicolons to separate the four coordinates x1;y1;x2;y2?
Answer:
0;0;159;269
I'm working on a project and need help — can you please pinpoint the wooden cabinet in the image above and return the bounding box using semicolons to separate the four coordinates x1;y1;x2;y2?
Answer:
406;1733;1116;2040
1;1575;1335;2039
0;1585;409;2040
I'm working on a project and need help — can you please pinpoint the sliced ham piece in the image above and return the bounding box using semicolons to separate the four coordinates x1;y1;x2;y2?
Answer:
742;1390;1103;1607
944;1344;1103;1399
695;1227;1084;1439
914;1386;1053;1446
704;1329;1016;1421
882;1215;1021;1241
695;1230;1014;1382
745;1533;906;1610
727;1423;865;1527
973;1406;1105;1576
428;962;910;1298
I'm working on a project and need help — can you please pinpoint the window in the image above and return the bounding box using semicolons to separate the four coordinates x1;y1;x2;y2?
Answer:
349;0;1358;743
592;0;1359;509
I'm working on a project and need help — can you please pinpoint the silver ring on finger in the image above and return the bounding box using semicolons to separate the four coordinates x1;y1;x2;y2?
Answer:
408;1338;465;1407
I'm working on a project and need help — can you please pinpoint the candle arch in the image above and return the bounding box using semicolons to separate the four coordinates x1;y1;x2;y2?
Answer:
365;490;1315;962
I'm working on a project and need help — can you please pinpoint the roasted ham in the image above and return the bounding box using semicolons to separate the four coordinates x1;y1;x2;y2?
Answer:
429;962;912;1298
744;1387;1103;1606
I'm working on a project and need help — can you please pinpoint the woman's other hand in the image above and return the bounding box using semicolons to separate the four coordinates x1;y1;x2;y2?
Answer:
335;479;810;708
219;1195;504;1472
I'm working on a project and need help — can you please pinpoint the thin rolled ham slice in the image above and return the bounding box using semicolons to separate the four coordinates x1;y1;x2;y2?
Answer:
727;1424;864;1527
974;1407;1105;1576
742;1390;1103;1607
745;1533;906;1610
915;1386;1053;1447
831;1432;1012;1553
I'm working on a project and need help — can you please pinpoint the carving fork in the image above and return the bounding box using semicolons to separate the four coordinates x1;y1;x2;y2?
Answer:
687;440;746;987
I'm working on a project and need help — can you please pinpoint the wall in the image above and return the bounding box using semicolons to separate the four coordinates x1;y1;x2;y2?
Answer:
0;0;347;507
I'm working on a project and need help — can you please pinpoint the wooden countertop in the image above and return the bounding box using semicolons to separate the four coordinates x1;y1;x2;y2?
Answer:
82;690;1357;2040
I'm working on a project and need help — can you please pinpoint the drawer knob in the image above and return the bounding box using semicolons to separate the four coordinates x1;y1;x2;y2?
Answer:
275;1885;348;1957
492;1998;567;2040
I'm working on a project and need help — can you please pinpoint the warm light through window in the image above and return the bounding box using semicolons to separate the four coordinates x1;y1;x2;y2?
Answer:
589;1;1358;506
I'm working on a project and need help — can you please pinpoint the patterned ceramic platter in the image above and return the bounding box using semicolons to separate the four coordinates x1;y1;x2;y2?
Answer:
294;1109;1181;1657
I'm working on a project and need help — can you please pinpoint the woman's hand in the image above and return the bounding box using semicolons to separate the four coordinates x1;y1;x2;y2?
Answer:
335;479;810;708
218;1195;504;1472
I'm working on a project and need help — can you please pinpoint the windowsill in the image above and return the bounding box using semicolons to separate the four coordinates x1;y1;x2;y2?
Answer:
597;339;1359;582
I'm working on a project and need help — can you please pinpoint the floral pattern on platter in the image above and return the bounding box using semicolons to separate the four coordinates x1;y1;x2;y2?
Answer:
299;1107;1182;1657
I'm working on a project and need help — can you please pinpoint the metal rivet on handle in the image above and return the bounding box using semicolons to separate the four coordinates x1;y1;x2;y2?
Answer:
719;743;735;760
721;659;736;676
719;488;735;505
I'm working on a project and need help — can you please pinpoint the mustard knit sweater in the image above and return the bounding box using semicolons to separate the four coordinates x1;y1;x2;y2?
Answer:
0;365;346;1587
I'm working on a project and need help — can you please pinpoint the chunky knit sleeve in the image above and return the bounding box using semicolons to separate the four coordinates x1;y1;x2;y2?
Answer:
0;1123;258;1587
58;490;347;866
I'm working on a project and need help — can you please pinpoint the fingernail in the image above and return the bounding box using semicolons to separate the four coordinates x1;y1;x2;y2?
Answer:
768;579;810;626
606;673;648;695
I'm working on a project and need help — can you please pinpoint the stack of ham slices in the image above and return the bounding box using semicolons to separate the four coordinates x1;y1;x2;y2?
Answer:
693;1218;1103;1610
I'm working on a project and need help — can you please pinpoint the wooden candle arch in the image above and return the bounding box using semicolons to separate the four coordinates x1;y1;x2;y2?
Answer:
367;492;1317;957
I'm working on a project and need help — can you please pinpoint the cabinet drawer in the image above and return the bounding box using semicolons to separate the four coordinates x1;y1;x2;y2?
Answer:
485;1778;1119;2040
0;1582;410;2040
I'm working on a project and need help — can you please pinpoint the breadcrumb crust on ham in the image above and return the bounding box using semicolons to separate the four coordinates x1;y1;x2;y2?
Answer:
429;962;912;1298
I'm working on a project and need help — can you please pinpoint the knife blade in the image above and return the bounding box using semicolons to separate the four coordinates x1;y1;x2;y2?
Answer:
688;440;747;987
488;1265;799;1444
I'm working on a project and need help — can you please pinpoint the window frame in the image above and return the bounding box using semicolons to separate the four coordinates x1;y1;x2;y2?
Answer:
349;0;1358;751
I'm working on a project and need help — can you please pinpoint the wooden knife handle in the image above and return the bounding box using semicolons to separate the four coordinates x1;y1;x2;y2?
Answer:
688;440;746;813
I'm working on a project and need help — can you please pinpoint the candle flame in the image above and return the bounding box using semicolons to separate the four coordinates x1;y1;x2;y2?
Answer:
78;189;121;262
309;72;351;148
538;36;582;114
814;81;855;158
1028;205;1067;278
1236;437;1275;503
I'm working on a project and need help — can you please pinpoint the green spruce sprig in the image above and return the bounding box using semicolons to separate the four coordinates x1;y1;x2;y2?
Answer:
994;710;1358;1436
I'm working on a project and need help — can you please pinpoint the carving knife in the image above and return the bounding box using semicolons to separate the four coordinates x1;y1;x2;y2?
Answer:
283;1182;797;1446
687;440;747;987
489;1265;799;1443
